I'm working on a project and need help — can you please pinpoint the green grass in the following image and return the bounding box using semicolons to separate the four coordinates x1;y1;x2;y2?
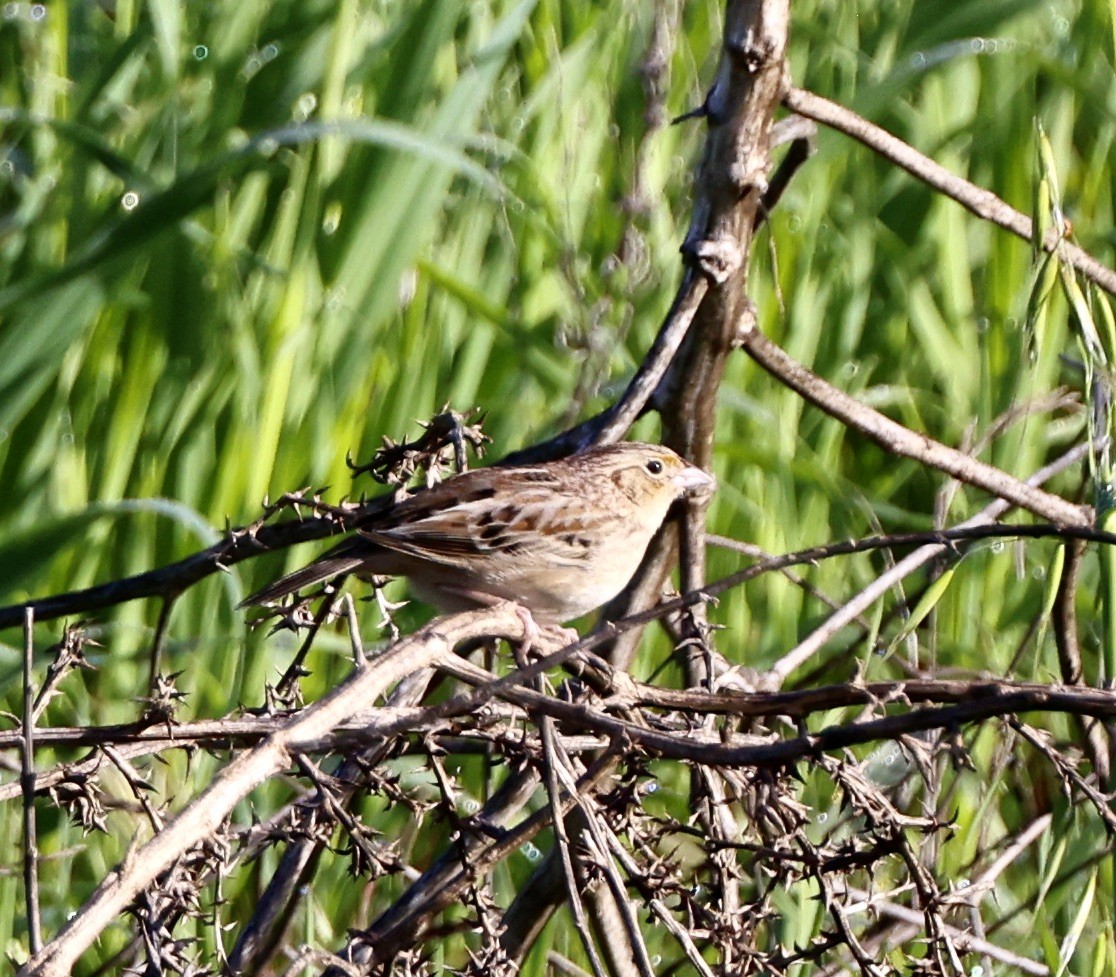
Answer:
2;0;1116;972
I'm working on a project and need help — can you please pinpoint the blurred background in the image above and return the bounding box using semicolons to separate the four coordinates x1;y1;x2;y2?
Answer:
1;0;1114;970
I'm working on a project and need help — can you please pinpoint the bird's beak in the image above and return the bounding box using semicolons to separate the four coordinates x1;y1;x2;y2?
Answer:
673;464;716;496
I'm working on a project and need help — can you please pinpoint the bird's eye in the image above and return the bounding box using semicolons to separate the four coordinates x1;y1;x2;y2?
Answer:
646;459;664;475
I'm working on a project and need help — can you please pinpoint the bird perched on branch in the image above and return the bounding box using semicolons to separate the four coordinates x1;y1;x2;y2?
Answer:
242;442;714;623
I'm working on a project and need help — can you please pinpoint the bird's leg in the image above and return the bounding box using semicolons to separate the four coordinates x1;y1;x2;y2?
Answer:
511;606;580;668
433;583;578;661
367;575;407;640
511;604;542;668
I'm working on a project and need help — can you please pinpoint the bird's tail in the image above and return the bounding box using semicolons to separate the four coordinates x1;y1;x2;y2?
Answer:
239;550;366;607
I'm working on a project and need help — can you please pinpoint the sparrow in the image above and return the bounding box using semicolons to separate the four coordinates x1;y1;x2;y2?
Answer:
242;442;715;623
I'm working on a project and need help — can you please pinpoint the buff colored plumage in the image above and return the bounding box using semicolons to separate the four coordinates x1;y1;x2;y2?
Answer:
243;442;714;623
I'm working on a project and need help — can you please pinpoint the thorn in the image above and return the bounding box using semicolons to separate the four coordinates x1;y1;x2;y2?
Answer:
672;102;708;125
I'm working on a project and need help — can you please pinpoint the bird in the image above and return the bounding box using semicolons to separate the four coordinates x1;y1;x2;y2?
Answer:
242;442;715;623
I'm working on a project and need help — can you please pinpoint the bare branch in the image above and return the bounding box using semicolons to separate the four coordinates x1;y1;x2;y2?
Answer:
736;327;1090;528
783;86;1116;297
21;608;42;955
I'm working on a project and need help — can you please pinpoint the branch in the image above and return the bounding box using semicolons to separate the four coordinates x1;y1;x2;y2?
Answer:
6;675;1116;794
17;606;515;977
783;86;1116;298
439;656;1116;767
624;677;1116;723
736;326;1090;527
21;608;42;954
324;754;620;974
841;886;1048;976
767;441;1091;680
538;718;611;977
0;502;380;630
18;604;1116;973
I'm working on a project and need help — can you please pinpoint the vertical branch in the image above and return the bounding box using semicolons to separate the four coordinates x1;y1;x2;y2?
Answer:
603;0;790;671
662;1;791;955
22;607;43;955
499;6;794;968
276;586;346;698
343;593;367;667
663;0;780;666
539;718;610;977
659;0;791;465
147;593;177;693
1053;538;1113;789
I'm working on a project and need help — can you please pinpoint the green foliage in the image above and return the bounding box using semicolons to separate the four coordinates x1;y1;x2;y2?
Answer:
2;0;1115;972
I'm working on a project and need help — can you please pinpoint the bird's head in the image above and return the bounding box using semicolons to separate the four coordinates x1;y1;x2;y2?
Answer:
575;442;715;510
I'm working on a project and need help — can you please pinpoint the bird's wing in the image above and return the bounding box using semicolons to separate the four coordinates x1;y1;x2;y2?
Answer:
241;462;599;605
362;482;599;569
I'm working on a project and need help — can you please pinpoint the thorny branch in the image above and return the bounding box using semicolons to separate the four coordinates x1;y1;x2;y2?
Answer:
14;593;1116;975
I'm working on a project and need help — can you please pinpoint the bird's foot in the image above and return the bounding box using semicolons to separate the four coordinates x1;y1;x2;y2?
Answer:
511;605;578;666
511;604;540;667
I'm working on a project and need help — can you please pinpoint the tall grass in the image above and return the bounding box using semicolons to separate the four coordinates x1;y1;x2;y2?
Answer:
1;0;1114;970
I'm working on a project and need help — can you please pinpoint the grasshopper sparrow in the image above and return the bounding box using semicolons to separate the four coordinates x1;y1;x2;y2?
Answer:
244;442;714;623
